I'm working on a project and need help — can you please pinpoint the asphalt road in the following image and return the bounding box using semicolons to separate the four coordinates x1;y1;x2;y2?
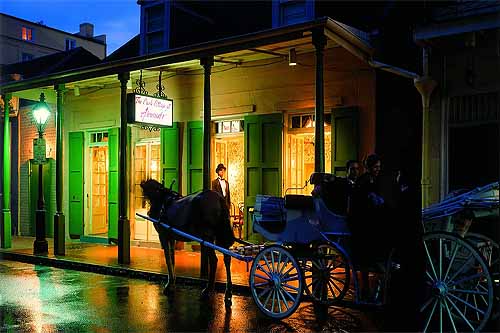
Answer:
0;260;381;332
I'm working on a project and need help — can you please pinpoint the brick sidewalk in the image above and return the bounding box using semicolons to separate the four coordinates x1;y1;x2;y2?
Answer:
0;236;251;292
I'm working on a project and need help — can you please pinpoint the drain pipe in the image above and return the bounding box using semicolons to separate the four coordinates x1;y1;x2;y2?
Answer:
368;52;437;208
413;48;437;208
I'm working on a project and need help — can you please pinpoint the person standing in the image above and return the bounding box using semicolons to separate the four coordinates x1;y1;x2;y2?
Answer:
212;163;231;210
345;160;361;215
349;154;386;301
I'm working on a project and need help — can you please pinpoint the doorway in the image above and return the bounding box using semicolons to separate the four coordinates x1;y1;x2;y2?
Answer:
449;123;499;191
133;140;161;242
85;131;109;238
285;116;331;195
214;134;244;220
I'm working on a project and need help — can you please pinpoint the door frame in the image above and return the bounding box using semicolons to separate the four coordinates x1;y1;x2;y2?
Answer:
84;129;110;237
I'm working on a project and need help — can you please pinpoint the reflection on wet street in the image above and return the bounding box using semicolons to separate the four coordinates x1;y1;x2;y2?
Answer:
0;260;378;332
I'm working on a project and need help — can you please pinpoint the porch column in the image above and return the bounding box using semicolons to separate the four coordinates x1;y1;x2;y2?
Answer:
414;47;437;207
54;84;65;255
118;72;130;264
201;56;214;190
313;29;327;173
1;93;12;248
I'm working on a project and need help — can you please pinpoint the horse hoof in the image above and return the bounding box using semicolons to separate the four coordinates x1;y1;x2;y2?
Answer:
163;283;174;296
200;288;213;300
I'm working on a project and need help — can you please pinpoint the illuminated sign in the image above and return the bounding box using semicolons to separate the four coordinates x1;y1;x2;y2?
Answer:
127;93;173;127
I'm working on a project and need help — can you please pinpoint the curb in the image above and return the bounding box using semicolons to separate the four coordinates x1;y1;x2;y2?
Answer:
0;251;252;295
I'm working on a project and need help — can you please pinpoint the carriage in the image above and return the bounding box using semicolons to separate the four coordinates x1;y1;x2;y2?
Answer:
421;181;499;332
138;175;499;330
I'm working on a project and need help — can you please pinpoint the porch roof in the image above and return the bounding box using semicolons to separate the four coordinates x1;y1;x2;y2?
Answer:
0;17;374;95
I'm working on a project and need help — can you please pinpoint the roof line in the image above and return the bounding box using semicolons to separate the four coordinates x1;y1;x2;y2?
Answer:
0;12;106;45
0;17;374;94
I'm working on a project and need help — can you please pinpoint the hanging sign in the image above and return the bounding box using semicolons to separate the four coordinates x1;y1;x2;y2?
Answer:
127;93;173;128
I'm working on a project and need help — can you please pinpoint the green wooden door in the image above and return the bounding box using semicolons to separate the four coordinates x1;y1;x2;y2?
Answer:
244;113;283;241
187;121;202;194
161;123;180;192
108;127;119;240
332;107;359;175
68;132;84;238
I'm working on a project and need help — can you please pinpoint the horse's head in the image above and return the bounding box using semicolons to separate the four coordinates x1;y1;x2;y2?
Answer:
140;179;180;219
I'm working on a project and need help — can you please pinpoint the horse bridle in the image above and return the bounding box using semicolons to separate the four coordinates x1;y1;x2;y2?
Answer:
158;187;183;219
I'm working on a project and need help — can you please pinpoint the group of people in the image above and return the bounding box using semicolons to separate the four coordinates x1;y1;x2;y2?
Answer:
340;154;393;301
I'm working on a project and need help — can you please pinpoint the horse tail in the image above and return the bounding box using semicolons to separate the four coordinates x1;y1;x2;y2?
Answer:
215;192;235;249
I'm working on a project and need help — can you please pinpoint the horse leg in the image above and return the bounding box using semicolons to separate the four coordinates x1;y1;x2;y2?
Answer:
223;253;232;307
168;239;176;285
200;246;209;280
162;239;176;296
201;248;218;299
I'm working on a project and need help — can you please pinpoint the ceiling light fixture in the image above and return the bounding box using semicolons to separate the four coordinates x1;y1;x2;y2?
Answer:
288;48;297;66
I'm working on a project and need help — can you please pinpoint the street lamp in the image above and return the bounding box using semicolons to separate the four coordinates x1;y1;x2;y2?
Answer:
32;92;50;255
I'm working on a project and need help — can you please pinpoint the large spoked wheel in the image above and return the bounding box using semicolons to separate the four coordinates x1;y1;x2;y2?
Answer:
466;232;500;320
422;232;494;332
465;232;499;279
300;244;350;305
249;245;303;319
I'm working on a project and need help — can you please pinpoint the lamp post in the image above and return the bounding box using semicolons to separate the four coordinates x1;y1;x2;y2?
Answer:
32;92;51;255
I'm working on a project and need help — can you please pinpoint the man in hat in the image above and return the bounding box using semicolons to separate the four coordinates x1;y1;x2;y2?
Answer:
212;163;231;209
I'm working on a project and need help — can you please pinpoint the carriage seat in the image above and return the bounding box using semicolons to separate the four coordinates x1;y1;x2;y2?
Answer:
309;172;336;185
284;194;314;210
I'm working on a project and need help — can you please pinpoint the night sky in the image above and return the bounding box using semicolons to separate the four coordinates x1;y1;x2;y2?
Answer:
0;0;139;55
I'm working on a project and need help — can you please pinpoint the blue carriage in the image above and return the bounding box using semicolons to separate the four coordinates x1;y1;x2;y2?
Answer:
248;172;396;319
421;182;499;332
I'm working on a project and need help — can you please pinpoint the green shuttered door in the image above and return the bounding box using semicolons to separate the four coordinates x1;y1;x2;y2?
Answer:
332;107;359;175
68;132;84;238
187;121;202;194
108;127;119;240
244;113;283;240
161;123;180;192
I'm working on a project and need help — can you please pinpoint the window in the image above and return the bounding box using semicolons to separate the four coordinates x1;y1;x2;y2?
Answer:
143;3;167;54
215;120;244;134
90;132;109;144
289;114;331;129
22;26;33;41
272;0;315;28
22;53;34;62
65;39;76;51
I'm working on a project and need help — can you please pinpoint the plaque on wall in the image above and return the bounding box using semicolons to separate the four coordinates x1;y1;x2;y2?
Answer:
33;138;47;164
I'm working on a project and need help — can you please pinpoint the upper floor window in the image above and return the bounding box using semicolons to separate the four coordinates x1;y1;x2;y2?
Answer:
66;39;76;51
145;4;166;53
272;0;315;28
22;26;33;41
22;52;34;62
147;4;165;32
139;2;168;55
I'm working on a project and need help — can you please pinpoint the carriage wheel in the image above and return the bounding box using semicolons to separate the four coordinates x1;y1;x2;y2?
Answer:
465;233;499;280
421;232;494;332
300;244;350;305
465;232;500;320
249;245;303;319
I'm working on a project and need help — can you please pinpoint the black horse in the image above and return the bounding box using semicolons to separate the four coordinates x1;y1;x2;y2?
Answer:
140;179;235;306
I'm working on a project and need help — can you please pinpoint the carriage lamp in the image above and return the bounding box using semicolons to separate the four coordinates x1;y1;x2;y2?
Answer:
32;92;51;255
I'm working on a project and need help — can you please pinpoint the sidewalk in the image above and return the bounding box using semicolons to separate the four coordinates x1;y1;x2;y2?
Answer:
0;236;252;294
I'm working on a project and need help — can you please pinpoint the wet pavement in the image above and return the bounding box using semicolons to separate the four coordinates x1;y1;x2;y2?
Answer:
0;260;381;332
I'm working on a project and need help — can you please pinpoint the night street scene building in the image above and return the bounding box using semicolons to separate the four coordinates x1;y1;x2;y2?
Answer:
1;1;499;332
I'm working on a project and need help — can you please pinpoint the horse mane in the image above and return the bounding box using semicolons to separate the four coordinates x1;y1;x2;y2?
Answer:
140;179;180;219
